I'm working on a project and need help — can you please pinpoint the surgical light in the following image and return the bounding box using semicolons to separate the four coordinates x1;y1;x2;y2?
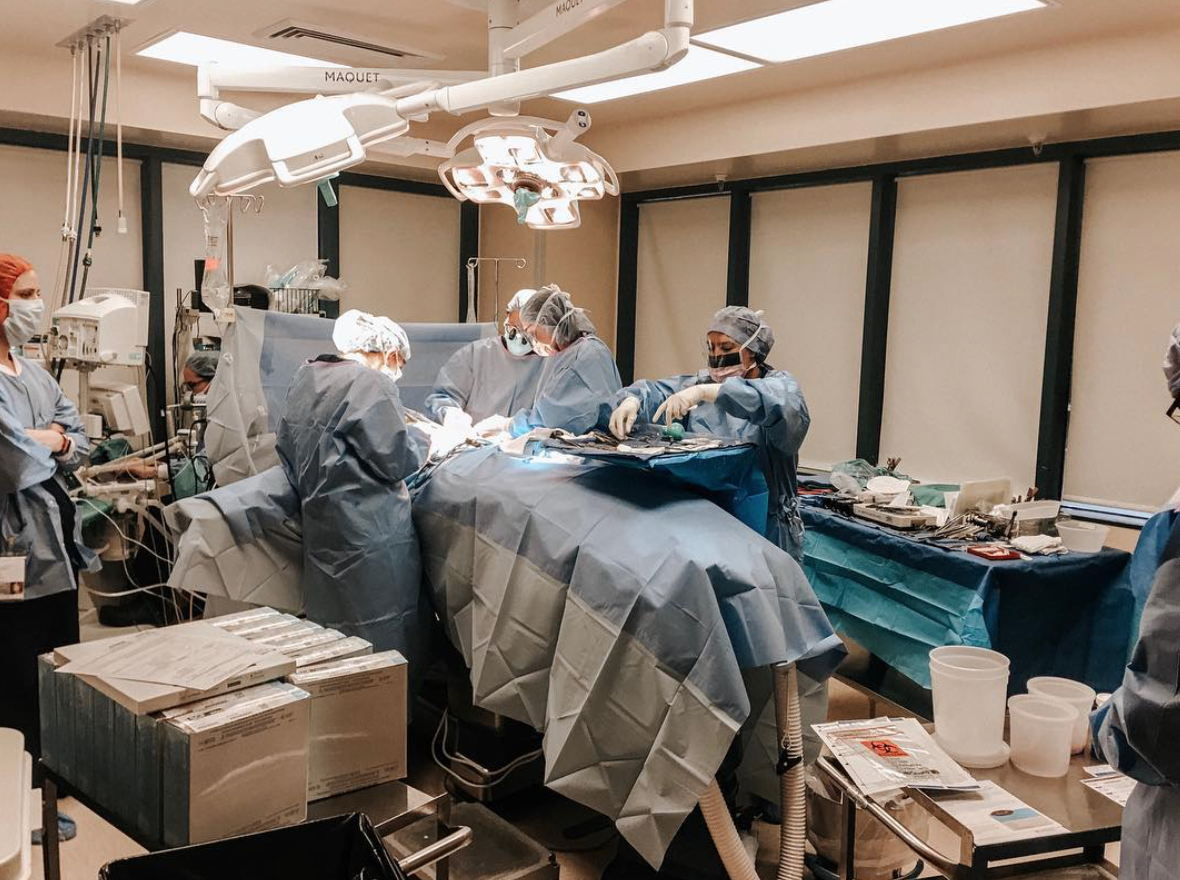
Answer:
439;110;618;230
138;31;344;69
694;0;1049;65
190;92;409;197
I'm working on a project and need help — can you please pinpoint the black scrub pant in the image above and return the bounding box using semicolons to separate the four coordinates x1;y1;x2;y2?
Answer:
0;588;79;763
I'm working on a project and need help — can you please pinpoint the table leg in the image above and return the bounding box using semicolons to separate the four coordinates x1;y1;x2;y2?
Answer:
42;775;61;880
839;796;857;880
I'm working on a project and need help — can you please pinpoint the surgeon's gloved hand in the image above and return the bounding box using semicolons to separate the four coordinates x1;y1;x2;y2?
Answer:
609;397;642;440
473;414;511;437
654;384;721;425
442;407;474;431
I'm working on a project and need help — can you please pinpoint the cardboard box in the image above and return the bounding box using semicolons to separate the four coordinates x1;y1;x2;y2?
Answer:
288;652;407;800
159;682;310;846
290;636;373;669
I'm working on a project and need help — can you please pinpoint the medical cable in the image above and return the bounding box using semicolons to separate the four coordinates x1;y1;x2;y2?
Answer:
430;711;543;792
66;38;100;308
52;47;80;314
75;33;112;305
80;500;174;566
114;23;126;235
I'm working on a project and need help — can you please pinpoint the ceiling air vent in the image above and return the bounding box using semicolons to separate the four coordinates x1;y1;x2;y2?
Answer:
255;20;444;64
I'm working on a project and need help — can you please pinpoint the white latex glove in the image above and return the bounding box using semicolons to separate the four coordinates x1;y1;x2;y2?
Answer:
442;407;473;430
653;384;720;425
473;414;511;437
609;397;641;440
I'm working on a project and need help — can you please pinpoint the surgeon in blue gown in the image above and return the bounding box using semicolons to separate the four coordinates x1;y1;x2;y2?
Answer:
610;306;810;561
1091;321;1180;880
425;287;546;426
275;309;424;662
507;285;621;437
0;254;98;765
608;306;823;793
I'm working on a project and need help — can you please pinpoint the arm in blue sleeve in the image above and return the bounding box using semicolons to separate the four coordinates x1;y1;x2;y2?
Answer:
617;375;697;423
511;344;621;437
0;403;56;494
1094;555;1180;785
49;379;90;472
714;371;810;455
424;344;475;421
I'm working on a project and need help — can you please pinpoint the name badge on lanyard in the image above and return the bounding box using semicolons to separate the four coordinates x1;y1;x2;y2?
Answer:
0;554;28;601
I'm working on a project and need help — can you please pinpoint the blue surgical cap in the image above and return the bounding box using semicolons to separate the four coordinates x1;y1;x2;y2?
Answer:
709;306;774;362
184;349;220;381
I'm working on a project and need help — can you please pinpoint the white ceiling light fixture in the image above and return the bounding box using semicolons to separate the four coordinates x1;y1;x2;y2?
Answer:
439;110;619;230
553;44;759;104
695;0;1049;65
138;31;345;69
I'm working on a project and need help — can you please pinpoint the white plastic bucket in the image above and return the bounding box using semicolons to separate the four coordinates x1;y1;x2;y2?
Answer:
1056;521;1108;553
1008;695;1078;777
930;647;1010;768
1027;677;1096;754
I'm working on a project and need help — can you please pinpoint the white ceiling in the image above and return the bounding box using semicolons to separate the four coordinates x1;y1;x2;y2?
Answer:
3;0;1180;180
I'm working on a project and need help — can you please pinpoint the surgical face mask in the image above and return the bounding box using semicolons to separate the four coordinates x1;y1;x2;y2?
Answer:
2;298;44;348
705;321;764;382
532;338;555;358
381;365;403;383
504;325;533;357
708;361;755;383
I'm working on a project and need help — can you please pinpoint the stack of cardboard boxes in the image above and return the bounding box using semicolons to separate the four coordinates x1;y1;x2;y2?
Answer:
39;608;408;847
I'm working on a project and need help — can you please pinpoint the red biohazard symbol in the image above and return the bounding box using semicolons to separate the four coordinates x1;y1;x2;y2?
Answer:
861;739;909;758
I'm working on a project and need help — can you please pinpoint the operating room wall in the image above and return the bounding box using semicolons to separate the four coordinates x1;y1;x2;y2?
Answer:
0;143;145;402
477;196;620;351
339;185;462;323
880;164;1058;489
1064;151;1180;512
748;183;872;470
634;197;731;380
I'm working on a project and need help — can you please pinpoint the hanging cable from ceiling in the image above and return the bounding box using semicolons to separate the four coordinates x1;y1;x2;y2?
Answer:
115;21;126;236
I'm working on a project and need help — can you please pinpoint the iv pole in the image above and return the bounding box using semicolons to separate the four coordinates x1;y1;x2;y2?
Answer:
465;256;527;323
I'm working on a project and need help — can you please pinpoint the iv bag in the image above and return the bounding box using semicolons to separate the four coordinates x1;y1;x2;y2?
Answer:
199;197;231;312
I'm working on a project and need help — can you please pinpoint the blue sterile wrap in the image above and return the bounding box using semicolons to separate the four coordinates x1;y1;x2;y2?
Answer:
412;446;843;867
801;500;1133;692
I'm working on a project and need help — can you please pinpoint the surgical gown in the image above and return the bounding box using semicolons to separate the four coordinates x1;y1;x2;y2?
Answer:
275;356;425;662
1093;516;1180;880
621;367;810;560
425;335;545;424
510;335;621;436
0;356;98;598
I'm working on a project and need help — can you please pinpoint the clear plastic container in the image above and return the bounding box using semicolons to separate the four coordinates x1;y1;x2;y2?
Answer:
1008;695;1078;778
1027;677;1096;754
930;647;1011;768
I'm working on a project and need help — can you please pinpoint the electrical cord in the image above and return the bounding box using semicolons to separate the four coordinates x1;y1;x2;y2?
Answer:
430;710;544;793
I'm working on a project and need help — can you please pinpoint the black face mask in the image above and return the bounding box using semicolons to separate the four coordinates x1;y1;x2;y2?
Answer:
707;351;743;369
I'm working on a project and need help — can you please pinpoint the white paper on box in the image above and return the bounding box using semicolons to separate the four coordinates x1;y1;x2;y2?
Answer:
53;622;295;715
58;631;279;690
288;651;407;800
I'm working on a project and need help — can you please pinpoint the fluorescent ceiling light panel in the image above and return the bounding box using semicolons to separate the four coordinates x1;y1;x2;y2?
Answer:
138;31;345;68
553;45;759;104
695;0;1048;64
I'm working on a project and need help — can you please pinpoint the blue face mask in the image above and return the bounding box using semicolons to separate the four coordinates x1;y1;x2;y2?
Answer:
504;326;533;357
